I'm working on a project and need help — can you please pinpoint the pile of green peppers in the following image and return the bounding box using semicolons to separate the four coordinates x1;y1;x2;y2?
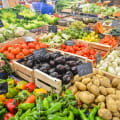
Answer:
9;90;104;120
0;103;7;120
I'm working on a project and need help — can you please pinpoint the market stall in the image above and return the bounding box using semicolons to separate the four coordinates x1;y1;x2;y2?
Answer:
0;1;120;120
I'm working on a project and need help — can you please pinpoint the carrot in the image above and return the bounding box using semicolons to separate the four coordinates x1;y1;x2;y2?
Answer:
24;95;36;103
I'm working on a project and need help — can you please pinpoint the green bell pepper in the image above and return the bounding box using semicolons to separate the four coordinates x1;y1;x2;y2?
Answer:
6;87;18;98
18;103;34;110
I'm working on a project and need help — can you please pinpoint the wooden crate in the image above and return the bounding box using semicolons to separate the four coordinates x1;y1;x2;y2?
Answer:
54;40;111;66
13;60;34;82
34;49;87;93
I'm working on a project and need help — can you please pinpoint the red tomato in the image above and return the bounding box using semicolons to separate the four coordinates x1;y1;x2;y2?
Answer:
35;44;40;50
21;44;29;49
29;49;35;54
40;43;48;48
22;49;30;56
28;43;35;49
61;44;66;49
16;52;25;59
3;51;9;56
7;53;15;60
11;48;21;55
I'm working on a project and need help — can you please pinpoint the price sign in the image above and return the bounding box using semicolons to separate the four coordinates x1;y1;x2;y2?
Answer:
24;36;36;42
111;20;119;27
95;52;101;64
17;15;24;19
77;62;93;76
33;48;47;56
0;82;8;94
0;20;4;28
48;25;57;33
65;40;75;46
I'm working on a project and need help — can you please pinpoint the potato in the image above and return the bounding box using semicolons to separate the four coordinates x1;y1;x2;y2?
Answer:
72;75;82;83
99;86;107;96
100;77;111;88
113;112;120;117
82;78;91;85
78;91;95;104
98;108;112;120
108;94;118;101
74;91;80;100
112;117;120;120
87;82;92;90
106;96;118;113
69;86;77;95
107;88;116;94
98;102;105;109
96;74;103;78
116;100;120;111
92;78;100;86
75;82;86;91
95;95;105;103
112;78;120;87
88;84;99;96
117;83;120;90
116;90;120;100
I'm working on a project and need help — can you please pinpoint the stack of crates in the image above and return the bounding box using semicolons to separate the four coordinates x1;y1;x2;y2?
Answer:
32;2;53;15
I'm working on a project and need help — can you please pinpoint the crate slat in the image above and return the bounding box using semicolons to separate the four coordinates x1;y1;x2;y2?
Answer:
13;61;34;82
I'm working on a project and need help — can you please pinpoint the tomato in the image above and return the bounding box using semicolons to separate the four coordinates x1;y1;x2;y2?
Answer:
7;53;15;60
69;47;75;53
90;49;96;55
40;43;48;48
61;44;66;49
21;44;29;49
11;48;21;55
3;51;9;56
19;41;26;44
29;49;35;54
14;44;22;49
35;44;40;50
16;52;25;59
28;43;35;49
8;47;14;52
22;49;30;56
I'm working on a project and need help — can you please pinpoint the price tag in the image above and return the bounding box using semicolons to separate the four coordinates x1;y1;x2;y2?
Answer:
17;15;24;19
0;82;8;94
33;48;47;56
95;52;101;64
111;20;119;27
48;25;57;33
65;40;75;46
24;36;36;42
77;62;93;76
0;20;4;28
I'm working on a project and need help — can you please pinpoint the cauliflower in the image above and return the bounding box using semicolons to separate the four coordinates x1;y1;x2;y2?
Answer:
15;27;28;37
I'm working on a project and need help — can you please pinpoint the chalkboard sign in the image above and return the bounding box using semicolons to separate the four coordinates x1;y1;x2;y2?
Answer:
24;36;35;42
33;48;47;57
0;20;4;28
17;15;24;19
65;40;75;46
95;52;101;64
77;62;93;76
48;26;57;33
0;82;8;94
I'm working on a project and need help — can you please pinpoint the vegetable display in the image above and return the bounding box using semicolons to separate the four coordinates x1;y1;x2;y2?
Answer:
19;50;83;84
69;69;120;120
60;41;106;62
0;39;48;60
97;50;120;77
100;35;118;48
0;5;59;30
0;26;29;43
80;3;120;17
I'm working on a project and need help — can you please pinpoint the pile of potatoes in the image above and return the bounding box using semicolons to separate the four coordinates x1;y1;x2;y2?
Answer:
69;70;120;120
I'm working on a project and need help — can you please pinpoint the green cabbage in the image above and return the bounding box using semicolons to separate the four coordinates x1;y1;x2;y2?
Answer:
3;29;14;39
